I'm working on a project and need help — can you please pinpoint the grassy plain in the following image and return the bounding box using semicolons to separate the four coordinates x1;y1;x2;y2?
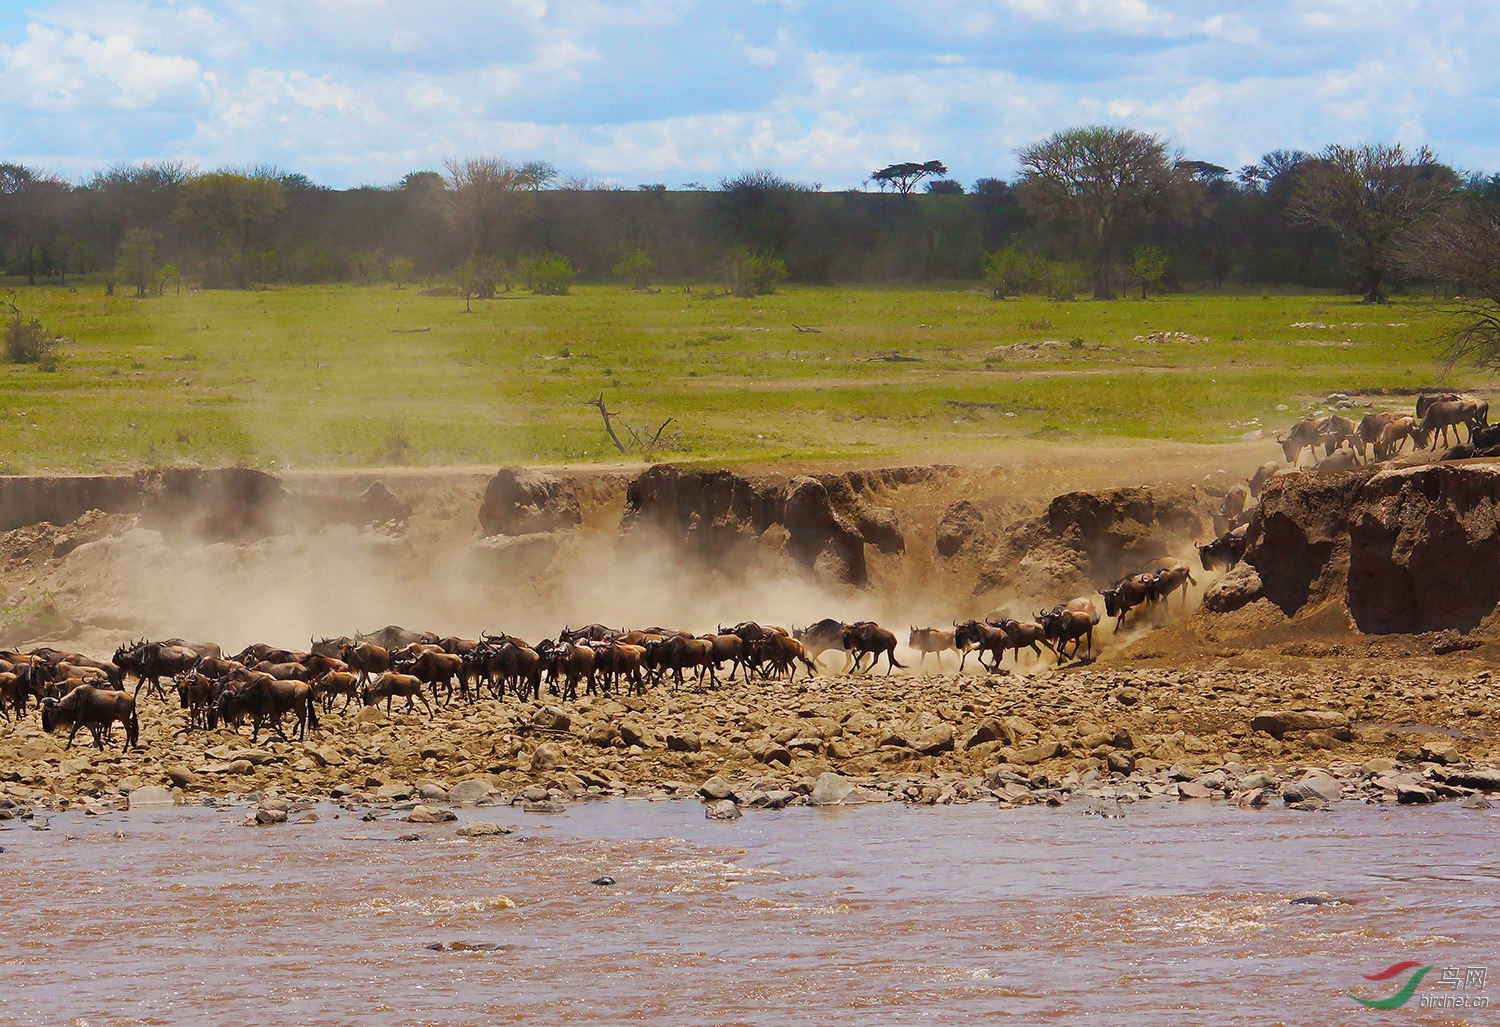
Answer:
0;279;1479;472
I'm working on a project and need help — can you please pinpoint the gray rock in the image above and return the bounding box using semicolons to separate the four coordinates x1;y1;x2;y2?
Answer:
448;778;496;805
1250;710;1348;737
704;799;741;821
405;804;457;824
964;719;1003;750
521;784;550;803
1420;740;1460;765
418;783;449;802
617;721;657;749
1177;781;1213;800
666;732;702;753
375;783;412;802
253;807;288;825
1447;769;1500;792
913;725;955;756
457;820;511;837
127;785;174;809
532;705;571;733
1283;773;1343;804
808;772;857;806
530;742;564;771
747;790;797;810
699;776;735;801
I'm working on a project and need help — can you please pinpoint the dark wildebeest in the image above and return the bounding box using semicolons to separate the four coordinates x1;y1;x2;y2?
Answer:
115;640;201;700
310;636;354;659
702;633;747;682
1036;606;1097;662
792;619;846;672
537;639;595;701
1197;523;1250;571
233;643;302;666
476;641;541;702
360;671;434;718
219;676;317;743
1276;417;1323;466
1101;573;1158;630
840;622;904;675
952;620;1007;672
987;617;1054;665
656;635;717;692
356;625;437;651
41;685;139;750
558;623;622;643
908;626;959;670
591;642;647;695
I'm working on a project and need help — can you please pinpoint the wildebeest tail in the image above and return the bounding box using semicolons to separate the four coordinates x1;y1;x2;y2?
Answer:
306;694;320;732
126;709;140;749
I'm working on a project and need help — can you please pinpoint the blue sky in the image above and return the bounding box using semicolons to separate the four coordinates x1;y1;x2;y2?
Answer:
1;0;1496;188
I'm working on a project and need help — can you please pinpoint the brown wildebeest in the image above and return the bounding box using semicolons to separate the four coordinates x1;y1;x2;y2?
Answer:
252;660;311;681
311;670;361;714
1036;606;1096;661
233;643;302;666
361;671;434;718
987;617;1054;665
558;623;622;644
0;672;20;720
393;648;466;705
1101;573;1157;630
1318;413;1360;459
41;685;139;750
474;641;541;702
1276;418;1323;466
1197;523;1249;571
657;635;717;692
341;641;391;686
841;622;904;675
1312;449;1359;472
592;642;647;695
702;633;747;681
908;626;959;670
1247;461;1280;497
356;625;436;651
310;636;353;658
1151;562;1197;609
752;633;819;682
1418;397;1489;449
1376;414;1425;459
1219;484;1249;528
219;676;317;742
1356;411;1397;459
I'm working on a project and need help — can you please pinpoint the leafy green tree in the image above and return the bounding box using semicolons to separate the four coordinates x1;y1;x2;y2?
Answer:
721;248;787;297
452;257;496;312
1127;244;1168;298
1016;126;1190;299
114;228;158;298
1291;142;1457;302
982;245;1045;298
531;253;575;295
612;247;656;290
171;169;285;287
387;254;415;288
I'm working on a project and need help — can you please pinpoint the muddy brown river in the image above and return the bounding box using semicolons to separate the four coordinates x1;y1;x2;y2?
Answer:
3;800;1496;1025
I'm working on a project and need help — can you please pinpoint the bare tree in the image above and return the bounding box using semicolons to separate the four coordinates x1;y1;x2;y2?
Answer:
1402;207;1500;368
1290;142;1457;303
1016;126;1189;299
443;156;536;259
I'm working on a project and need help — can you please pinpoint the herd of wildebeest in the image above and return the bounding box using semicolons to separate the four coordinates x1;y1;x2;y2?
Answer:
0;391;1490;754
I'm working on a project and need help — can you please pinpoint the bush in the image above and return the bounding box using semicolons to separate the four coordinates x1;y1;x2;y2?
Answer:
532;253;575;296
722;248;787;297
4;313;58;368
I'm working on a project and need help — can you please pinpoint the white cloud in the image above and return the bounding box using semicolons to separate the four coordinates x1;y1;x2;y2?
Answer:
0;22;205;112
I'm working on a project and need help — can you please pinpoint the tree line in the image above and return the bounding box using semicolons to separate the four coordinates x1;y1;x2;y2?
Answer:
2;128;1498;308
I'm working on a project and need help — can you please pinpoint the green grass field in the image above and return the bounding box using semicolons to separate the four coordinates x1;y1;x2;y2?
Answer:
0;279;1480;472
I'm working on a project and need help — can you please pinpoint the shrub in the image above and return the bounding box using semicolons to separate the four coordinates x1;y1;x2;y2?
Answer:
4;313;58;368
532;253;575;296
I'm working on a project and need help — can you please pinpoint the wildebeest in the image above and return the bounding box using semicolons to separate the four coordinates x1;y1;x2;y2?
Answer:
591;641;646;695
536;639;595;701
341;641;391;685
702;633;747;681
1197;523;1249;571
1418;396;1489;449
907;626;959;670
1100;573;1157;630
360;671;434;718
1276;417;1323;466
654;634;717;692
952;620;1007;672
1036;606;1097;662
792;619;847;671
310;670;361;714
1318;413;1360;459
1247;461;1280;498
558;623;622;643
840;622;904;675
392;647;466;705
751;633;819;682
41;685;139;750
219;675;318;742
1312;448;1359;472
1150;561;1197;609
987;617;1054;665
1218;484;1249;528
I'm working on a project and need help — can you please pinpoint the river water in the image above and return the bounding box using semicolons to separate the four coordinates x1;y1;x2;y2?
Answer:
2;798;1496;1026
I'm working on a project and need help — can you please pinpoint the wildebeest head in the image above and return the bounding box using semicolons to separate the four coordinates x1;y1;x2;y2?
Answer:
1100;586;1122;617
40;696;59;733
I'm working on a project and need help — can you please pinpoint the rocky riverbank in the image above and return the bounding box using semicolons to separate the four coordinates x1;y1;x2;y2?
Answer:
2;663;1496;820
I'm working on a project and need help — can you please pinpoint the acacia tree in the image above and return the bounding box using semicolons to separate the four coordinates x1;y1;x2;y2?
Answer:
870;160;948;195
1015;126;1189;299
114;228;158;297
1290;142;1457;303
